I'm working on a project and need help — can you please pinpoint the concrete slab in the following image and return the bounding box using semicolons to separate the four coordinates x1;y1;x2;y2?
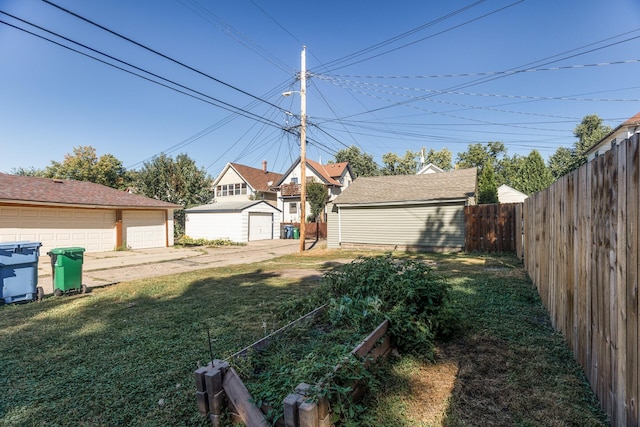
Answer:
36;239;307;295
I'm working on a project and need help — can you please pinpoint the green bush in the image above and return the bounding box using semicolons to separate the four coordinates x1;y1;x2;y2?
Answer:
322;254;454;360
174;235;241;247
239;254;458;424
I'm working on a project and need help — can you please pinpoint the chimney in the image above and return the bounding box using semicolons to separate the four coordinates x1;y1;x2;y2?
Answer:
262;160;267;173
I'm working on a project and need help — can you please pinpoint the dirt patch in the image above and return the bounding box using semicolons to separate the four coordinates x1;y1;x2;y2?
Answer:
275;269;324;281
404;357;459;425
440;334;515;426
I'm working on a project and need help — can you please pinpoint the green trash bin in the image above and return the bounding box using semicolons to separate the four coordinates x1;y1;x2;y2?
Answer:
292;227;300;239
48;247;87;296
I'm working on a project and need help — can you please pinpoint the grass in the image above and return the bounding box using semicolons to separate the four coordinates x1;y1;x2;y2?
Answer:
0;250;608;426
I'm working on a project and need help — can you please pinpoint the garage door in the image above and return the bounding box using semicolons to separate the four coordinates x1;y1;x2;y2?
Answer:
123;210;166;249
0;206;115;253
248;213;273;241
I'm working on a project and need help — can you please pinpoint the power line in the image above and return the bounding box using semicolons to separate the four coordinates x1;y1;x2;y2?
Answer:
41;0;288;114
316;58;640;80
326;31;640;121
0;12;287;134
320;1;524;73
315;0;490;72
177;0;293;74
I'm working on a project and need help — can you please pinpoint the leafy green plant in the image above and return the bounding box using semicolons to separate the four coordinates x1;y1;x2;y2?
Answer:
236;254;455;425
175;236;243;247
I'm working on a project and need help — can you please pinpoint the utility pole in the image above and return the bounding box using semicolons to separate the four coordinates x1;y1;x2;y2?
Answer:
299;46;307;252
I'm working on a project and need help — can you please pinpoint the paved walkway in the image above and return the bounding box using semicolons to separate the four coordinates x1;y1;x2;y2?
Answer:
36;239;308;295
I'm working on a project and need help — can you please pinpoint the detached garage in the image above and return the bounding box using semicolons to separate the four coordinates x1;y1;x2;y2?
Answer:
0;174;179;253
328;168;477;252
185;200;281;243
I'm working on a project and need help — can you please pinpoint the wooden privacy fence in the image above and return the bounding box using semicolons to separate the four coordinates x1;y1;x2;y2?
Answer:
523;134;639;427
281;222;327;239
464;203;523;256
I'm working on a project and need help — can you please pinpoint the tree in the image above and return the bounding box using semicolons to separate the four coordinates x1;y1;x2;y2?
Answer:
11;166;46;177
43;146;129;189
381;150;418;175
422;148;453;171
331;145;379;177
456;141;506;170
477;162;498;204
306;181;328;222
135;153;214;237
512;150;553;195
548;114;612;178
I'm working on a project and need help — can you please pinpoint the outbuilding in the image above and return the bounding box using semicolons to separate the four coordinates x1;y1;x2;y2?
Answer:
328;168;477;251
0;173;179;253
185;200;281;242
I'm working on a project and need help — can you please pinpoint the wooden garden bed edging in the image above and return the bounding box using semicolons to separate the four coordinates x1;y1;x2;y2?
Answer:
194;312;392;427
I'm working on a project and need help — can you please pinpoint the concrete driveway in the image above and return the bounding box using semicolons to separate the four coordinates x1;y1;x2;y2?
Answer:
36;239;309;295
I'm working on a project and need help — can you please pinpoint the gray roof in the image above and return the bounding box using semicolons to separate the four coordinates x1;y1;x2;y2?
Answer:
185;199;281;213
333;167;477;205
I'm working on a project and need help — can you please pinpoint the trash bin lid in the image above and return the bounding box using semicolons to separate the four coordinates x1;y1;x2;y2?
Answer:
49;247;86;255
0;241;42;250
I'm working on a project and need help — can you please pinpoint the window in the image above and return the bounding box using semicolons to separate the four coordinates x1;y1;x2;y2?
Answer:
291;177;298;184
289;202;297;214
216;183;248;197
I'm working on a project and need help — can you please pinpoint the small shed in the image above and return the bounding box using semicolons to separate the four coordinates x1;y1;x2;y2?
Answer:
185;200;281;242
328;168;477;251
497;184;527;203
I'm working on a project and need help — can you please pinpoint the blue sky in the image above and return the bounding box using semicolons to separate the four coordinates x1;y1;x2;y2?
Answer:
1;0;640;177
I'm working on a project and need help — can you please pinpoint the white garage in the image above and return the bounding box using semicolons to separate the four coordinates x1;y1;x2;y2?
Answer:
185;200;280;243
0;174;179;253
0;206;116;253
123;210;167;249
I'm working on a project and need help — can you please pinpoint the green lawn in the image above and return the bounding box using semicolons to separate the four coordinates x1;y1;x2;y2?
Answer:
0;250;608;426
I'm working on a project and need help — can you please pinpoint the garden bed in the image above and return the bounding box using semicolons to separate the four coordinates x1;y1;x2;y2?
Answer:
194;308;391;426
194;254;454;426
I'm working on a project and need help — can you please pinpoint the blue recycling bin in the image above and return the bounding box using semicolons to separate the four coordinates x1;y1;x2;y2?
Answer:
284;225;294;239
0;241;44;304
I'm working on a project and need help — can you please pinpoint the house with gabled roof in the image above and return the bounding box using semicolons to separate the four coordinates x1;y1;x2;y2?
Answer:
416;162;445;174
585;112;640;161
212;161;282;206
0;173;180;253
184;161;283;242
327;167;477;251
274;157;354;223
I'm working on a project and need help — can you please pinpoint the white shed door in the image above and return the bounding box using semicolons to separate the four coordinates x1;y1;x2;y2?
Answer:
0;206;115;253
123;211;166;249
248;213;273;241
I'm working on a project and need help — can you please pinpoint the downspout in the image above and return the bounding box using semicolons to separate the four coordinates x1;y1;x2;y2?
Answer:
337;205;342;246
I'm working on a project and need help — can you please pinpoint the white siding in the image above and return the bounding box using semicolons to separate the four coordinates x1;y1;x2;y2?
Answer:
326;203;339;249
248;213;273;241
185;212;244;242
0;206;115;254
215;168;251;202
337;202;465;249
497;185;527;204
123;210;167;249
185;203;280;243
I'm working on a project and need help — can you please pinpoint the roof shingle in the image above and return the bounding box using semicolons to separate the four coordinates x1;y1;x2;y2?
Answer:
229;163;283;192
333;168;477;205
0;173;180;209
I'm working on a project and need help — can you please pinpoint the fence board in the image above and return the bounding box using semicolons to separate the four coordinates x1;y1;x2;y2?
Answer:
523;134;640;427
627;136;639;426
464;203;521;253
